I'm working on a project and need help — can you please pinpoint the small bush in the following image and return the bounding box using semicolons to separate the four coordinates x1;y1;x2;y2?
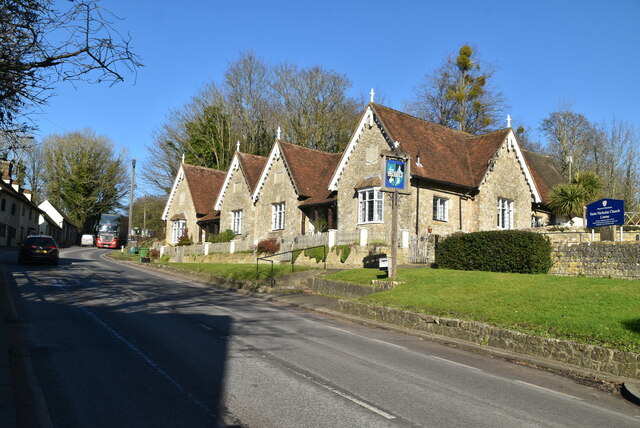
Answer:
257;238;280;255
435;230;552;274
333;245;351;263
149;249;160;259
208;229;235;243
304;246;327;263
159;254;170;263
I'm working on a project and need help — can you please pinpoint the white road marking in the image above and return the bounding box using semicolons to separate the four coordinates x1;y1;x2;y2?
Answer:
515;380;583;401
289;367;396;420
323;324;407;350
430;355;483;372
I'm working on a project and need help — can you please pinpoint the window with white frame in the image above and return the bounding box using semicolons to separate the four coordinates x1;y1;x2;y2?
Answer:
172;220;186;243
272;203;285;230
497;198;514;229
232;210;243;234
358;188;383;223
433;196;449;222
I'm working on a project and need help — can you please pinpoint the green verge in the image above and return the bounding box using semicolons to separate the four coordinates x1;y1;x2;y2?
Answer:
326;268;640;353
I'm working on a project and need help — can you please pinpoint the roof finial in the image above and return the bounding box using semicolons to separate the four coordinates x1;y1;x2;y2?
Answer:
181;153;185;164
370;88;375;103
236;140;240;152
276;126;281;140
507;114;512;128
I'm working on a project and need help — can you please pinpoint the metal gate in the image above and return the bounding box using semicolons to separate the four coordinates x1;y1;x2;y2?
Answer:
408;235;431;264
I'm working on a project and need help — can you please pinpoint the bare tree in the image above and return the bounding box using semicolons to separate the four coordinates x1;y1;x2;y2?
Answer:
224;52;277;156
540;106;597;179
272;63;360;152
0;0;141;155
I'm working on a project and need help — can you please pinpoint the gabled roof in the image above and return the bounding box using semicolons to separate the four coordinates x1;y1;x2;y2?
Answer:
252;140;342;205
162;163;226;220
279;141;342;200
329;103;540;202
213;152;267;211
522;150;565;203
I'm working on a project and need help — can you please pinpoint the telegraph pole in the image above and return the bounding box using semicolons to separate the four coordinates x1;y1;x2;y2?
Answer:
128;158;136;245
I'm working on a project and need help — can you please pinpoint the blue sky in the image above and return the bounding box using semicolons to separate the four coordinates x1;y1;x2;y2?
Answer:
32;0;640;194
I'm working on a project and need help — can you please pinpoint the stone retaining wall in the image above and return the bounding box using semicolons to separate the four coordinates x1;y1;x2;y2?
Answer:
308;277;393;298
338;301;640;380
550;242;640;279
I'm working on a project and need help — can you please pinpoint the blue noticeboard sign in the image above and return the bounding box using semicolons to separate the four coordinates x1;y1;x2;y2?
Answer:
384;158;406;190
586;198;625;228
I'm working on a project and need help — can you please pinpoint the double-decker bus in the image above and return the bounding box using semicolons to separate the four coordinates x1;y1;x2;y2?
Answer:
95;214;128;248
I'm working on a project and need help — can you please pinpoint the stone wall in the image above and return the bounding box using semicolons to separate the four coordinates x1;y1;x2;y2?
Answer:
253;153;302;241
164;174;200;244
218;164;255;239
474;140;533;232
338;301;640;380
550;241;640;279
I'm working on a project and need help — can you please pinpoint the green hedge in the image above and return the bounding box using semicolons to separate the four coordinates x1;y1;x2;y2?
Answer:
435;230;552;274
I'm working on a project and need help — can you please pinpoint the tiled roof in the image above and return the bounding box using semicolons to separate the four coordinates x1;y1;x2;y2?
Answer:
182;164;226;216
237;152;267;191
197;209;220;223
521;150;565;203
279;141;342;205
371;104;509;188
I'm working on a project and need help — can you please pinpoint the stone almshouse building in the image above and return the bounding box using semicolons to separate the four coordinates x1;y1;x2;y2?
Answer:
166;103;564;244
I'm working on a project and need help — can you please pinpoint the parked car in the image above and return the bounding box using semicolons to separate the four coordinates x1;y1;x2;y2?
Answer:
18;235;59;266
80;234;94;247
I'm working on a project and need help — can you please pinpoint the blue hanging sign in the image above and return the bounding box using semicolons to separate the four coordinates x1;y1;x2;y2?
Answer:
586;198;625;228
384;158;406;189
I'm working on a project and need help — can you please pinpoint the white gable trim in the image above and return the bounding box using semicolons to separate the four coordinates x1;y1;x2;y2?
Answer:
251;141;299;203
213;153;241;211
161;164;185;220
328;107;375;191
479;130;542;204
251;142;282;203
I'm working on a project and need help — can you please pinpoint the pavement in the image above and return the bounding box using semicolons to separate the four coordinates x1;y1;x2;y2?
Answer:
2;256;640;428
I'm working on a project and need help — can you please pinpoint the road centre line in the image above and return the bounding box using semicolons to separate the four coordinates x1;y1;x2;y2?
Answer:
515;380;583;401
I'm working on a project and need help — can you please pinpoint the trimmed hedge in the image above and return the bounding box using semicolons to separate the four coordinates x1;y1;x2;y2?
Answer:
436;230;552;274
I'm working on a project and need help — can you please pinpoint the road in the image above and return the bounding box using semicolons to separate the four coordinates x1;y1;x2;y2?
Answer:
2;246;639;427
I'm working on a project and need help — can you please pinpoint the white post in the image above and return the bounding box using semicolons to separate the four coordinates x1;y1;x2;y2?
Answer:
328;229;337;249
620;226;624;242
230;240;236;254
204;242;210;256
401;230;409;248
359;228;368;247
160;246;165;257
591;229;595;242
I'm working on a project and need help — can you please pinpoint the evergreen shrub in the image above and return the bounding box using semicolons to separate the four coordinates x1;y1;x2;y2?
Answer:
435;230;552;274
208;229;235;243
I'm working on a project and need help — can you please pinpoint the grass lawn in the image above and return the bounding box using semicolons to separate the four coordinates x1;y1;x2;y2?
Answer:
326;268;640;353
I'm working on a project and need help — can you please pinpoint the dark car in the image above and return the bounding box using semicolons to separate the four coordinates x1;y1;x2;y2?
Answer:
18;235;59;265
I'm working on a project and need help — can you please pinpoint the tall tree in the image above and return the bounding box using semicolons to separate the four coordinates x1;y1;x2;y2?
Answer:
131;195;166;239
407;44;507;134
0;0;141;156
41;129;128;232
272;63;360;152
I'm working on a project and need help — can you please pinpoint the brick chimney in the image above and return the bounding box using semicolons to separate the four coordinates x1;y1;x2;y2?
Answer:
1;160;12;184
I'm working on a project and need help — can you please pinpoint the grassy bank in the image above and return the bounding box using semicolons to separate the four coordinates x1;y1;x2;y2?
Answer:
327;268;640;353
107;251;314;280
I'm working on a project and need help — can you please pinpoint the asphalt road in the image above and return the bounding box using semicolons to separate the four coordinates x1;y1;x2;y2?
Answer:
2;246;640;427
